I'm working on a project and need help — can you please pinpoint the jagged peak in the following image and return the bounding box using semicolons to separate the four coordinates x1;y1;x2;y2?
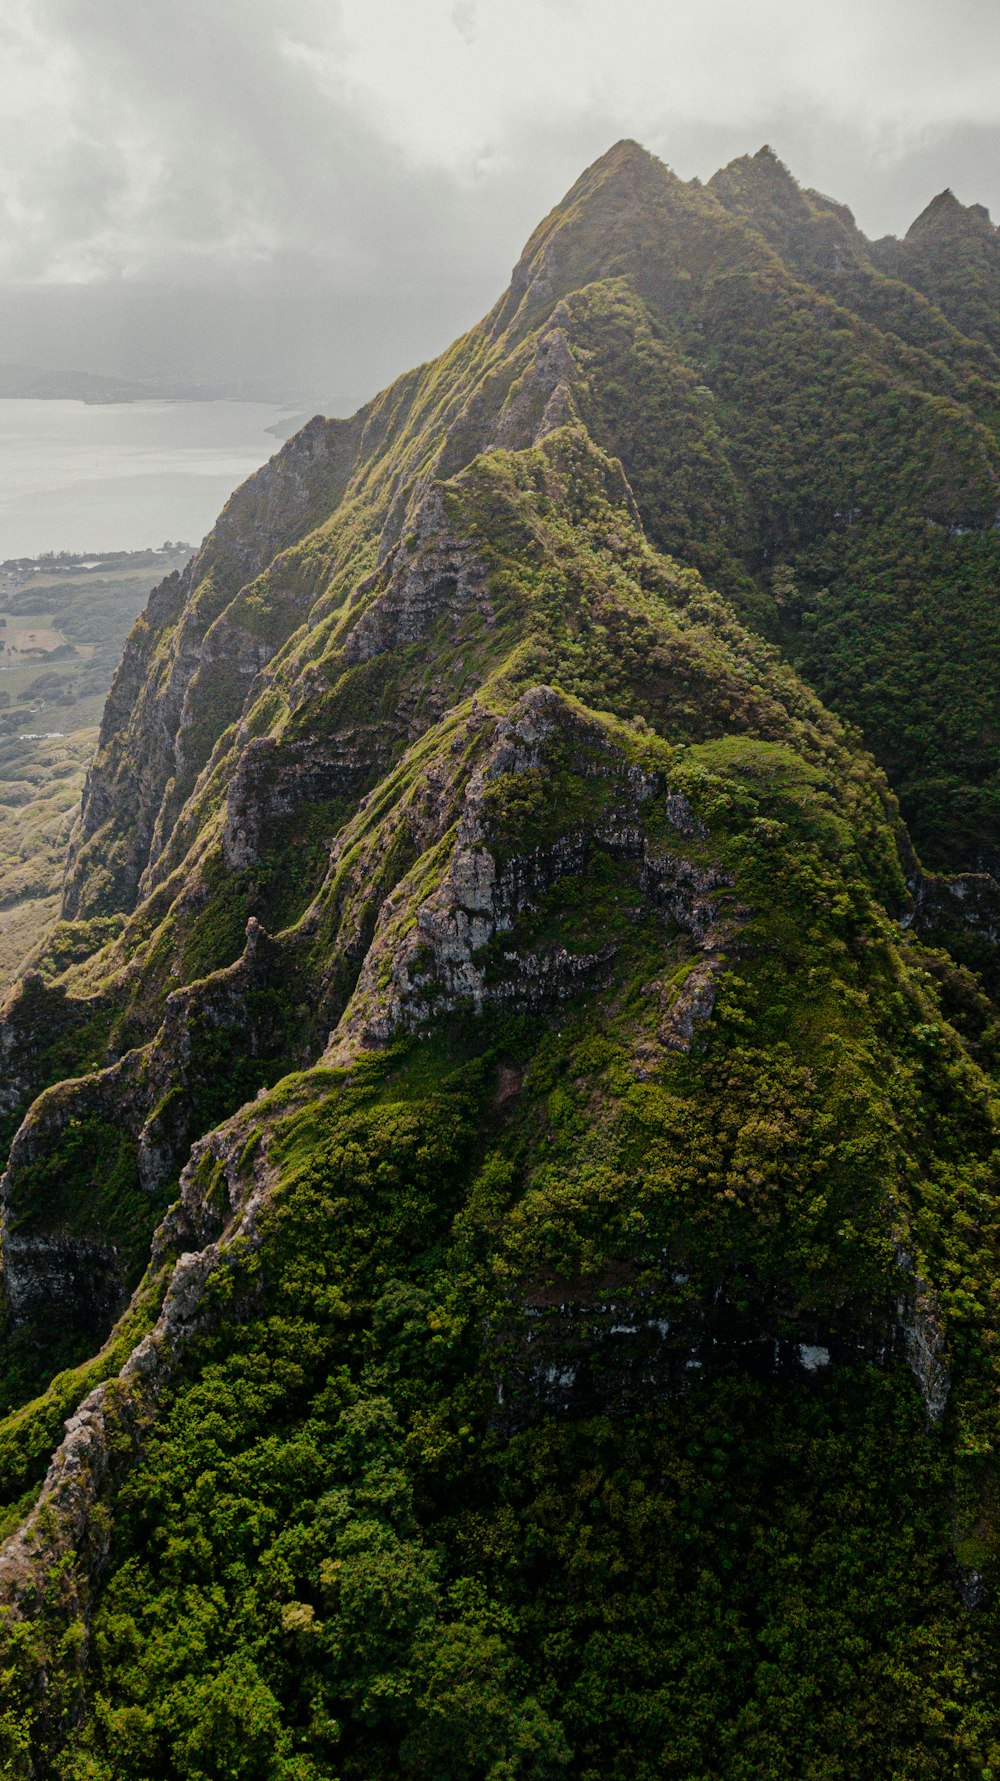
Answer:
708;146;869;267
712;143;796;189
592;136;661;171
711;145;860;239
531;136;676;235
753;143;790;173
906;187;996;243
707;143;814;226
499;137;683;325
538;137;674;217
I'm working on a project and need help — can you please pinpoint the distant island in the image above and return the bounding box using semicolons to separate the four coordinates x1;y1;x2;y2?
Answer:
0;361;260;405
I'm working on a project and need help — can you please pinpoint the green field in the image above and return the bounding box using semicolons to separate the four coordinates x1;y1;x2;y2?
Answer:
0;726;95;981
0;547;191;984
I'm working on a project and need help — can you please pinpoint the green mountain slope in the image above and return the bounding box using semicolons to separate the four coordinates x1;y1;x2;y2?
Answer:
61;142;1000;901
873;187;1000;356
0;141;1000;1777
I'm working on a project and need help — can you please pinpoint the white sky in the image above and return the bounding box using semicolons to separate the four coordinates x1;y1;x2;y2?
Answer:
0;0;998;404
339;0;1000;175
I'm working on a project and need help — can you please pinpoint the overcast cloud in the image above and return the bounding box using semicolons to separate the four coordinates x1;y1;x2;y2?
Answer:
1;0;999;411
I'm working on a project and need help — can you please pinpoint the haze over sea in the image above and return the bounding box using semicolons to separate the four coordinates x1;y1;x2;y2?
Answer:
0;398;296;559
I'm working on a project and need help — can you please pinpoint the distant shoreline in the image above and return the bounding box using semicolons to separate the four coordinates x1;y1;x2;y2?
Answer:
0;371;296;407
1;545;193;577
0;397;297;560
0;390;315;443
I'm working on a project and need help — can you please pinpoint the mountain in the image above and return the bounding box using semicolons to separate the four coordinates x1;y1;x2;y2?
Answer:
873;188;1000;356
1;140;1000;1775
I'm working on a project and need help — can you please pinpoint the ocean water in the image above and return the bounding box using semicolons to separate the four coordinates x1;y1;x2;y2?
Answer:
0;398;299;559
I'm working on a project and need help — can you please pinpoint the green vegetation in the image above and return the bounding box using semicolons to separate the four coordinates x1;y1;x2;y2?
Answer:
0;548;192;731
779;521;1000;872
0;728;94;985
33;799;1000;1776
873;188;1000;356
0;549;190;986
0;142;1000;1777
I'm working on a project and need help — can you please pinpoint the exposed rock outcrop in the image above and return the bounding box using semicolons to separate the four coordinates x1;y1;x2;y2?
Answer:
4;133;1000;1767
0;1093;276;1645
494;1272;902;1431
905;864;1000;945
329;687;737;1058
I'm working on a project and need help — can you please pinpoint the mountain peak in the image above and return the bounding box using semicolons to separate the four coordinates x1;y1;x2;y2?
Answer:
719;143;794;181
708;142;804;214
596;136;661;170
906;187;996;243
558;135;675;210
754;142;786;169
498;136;687;327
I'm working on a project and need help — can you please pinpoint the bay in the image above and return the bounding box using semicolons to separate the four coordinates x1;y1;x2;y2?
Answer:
0;397;299;559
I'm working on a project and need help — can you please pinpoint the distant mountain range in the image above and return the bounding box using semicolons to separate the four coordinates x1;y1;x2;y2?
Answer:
0;361;247;403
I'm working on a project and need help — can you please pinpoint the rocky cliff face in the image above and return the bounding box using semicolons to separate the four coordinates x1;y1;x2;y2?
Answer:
1;140;1000;1775
63;414;364;920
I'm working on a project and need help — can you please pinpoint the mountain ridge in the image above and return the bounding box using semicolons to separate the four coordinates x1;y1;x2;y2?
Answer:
0;140;1000;1775
62;138;1000;928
